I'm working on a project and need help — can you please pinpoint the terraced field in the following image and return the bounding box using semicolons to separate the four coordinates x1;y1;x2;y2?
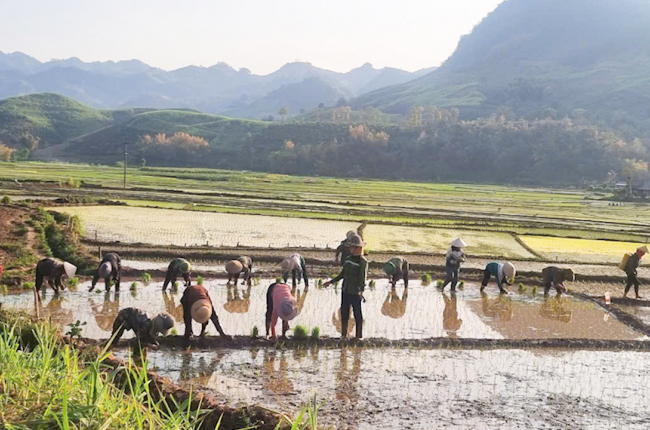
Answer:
520;236;648;264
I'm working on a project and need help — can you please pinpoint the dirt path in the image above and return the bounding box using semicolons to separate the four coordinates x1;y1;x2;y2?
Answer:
26;225;45;260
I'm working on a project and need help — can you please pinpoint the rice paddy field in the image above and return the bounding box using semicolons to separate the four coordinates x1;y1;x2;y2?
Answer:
520;236;648;264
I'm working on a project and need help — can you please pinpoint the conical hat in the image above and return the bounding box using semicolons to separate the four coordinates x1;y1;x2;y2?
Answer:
191;300;212;324
503;262;516;278
63;262;77;278
278;298;298;321
151;313;175;337
451;238;467;248
638;245;649;254
226;260;244;275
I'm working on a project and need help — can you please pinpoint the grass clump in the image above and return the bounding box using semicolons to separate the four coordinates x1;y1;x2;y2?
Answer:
197;276;204;285
421;273;432;283
293;325;309;340
141;272;152;285
1;195;11;204
251;325;259;338
0;284;7;294
22;281;35;290
310;326;320;340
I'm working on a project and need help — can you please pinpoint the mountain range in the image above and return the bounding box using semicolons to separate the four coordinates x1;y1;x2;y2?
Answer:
0;51;434;119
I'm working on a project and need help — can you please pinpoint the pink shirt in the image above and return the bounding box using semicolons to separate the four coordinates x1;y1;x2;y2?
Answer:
271;283;296;338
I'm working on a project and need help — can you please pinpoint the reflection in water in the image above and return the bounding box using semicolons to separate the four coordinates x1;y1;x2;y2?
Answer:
481;292;514;322
180;351;225;384
442;292;463;338
335;348;362;430
333;308;360;335
89;292;121;332
381;287;408;319
540;297;573;323
292;285;309;316
162;291;184;321
39;294;74;328
223;285;252;314
262;349;293;395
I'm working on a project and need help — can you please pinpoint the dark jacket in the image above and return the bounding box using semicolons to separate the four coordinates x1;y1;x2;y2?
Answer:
112;307;155;344
626;253;641;275
331;255;368;295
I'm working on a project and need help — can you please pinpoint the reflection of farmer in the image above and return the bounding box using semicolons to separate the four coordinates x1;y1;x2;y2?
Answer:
481;292;514;322
292;284;309;316
89;252;121;292
89;292;121;332
40;296;74;328
480;262;516;294
226;256;253;286
110;307;175;347
384;257;409;288
162;291;184;321
542;266;575;296
623;246;648;299
180;283;230;339
35;258;76;294
334;347;362;430
262;350;293;394
540;297;573;323
281;253;309;288
381;287;408;319
441;238;466;291
265;282;298;340
332;308;358;335
223;284;252;314
442;292;463;338
162;258;192;291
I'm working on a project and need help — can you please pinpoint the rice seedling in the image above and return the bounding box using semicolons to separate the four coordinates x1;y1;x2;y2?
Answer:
141;272;152;284
22;281;34;290
251;325;259;338
532;285;539;295
310;326;320;340
253;277;262;285
458;281;465;290
1;284;8;294
518;282;527;293
369;279;376;288
276;276;284;283
316;278;323;287
172;281;179;292
1;195;11;204
436;279;444;288
68;277;80;288
421;273;432;283
130;281;138;291
197;276;204;285
293;325;308;340
171;327;178;336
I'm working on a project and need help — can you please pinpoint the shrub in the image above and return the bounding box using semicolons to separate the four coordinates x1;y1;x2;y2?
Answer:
310;326;320;340
293;325;308;340
421;273;432;283
1;196;11;205
197;276;204;285
141;272;152;285
251;326;259;338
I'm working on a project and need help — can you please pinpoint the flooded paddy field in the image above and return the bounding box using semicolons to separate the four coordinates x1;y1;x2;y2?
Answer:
1;279;643;341
116;347;650;429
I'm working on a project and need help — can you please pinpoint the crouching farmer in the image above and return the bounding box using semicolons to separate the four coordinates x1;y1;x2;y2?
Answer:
480;262;516;294
180;283;230;339
281;253;309;288
162;258;192;291
226;256;253;286
542;266;575;295
110;307;175;349
35;258;76;295
90;252;121;292
265;282;298;340
384;257;409;288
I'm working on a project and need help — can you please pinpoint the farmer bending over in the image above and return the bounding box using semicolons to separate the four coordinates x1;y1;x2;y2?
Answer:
226;256;253;286
90;252;122;292
480;262;516;294
180;283;230;339
542;266;575;296
384;257;409;288
35;258;76;295
281;253;309;288
624;246;648;299
441;238;466;291
162;258;192;291
265;282;298;340
110;307;175;348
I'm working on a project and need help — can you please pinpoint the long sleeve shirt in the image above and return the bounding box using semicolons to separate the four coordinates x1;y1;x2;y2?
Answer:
486;262;505;290
331;255;368;295
445;248;466;268
626;253;641;275
270;283;296;338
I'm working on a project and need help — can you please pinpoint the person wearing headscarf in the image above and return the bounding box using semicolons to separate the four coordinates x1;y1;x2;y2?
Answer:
35;258;76;294
441;238;466;291
324;235;368;339
384;257;409;288
542;266;575;295
180;283;230;339
335;231;359;265
480;262;516;294
281;253;309;288
162;258;192;291
225;256;253;286
624;246;648;299
110;307;175;348
89;252;122;292
265;282;298;340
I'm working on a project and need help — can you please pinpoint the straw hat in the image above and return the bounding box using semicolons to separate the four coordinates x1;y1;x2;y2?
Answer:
503;262;516;279
384;261;397;275
151;313;175;336
225;260;244;275
563;268;576;282
278;298;298;321
451;238;467;248
638;245;649;254
97;261;112;278
347;235;365;247
63;262;77;279
191;299;212;324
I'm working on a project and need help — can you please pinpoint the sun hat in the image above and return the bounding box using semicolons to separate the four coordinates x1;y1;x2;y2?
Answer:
638;245;649;254
278;298;298;321
384;261;397;275
347;235;365;247
226;260;244;275
191;299;212;324
564;268;576;282
451;238;467;248
97;261;112;278
503;262;516;279
151;312;175;336
63;262;77;279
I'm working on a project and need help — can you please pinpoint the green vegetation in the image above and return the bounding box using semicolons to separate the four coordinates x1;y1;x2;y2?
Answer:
421;273;432;283
368;279;376;288
251;325;259;338
65;320;86;339
130;281;138;291
22;281;34;290
172;281;179;292
518;283;527;293
458;280;465;290
532;286;539;295
293;325;309;340
141;272;152;284
310;326;320;340
68;277;79;288
1;195;10;204
197;276;204;285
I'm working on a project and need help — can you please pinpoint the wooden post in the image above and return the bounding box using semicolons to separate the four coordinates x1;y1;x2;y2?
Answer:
34;288;40;318
98;245;102;259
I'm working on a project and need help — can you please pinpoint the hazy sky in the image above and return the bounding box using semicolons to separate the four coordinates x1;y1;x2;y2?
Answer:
0;0;503;74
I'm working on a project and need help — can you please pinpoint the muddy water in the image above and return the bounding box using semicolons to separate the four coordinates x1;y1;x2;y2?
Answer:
117;347;650;429
1;279;642;341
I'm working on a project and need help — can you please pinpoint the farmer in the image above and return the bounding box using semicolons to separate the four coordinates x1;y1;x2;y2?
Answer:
225;256;253;286
624;246;649;299
223;284;252;314
89;252;122;292
542;266;575;296
35;258;76;294
480;262;516;294
180;282;230;339
440;238;466;291
324;235;368;339
335;231;360;265
265;282;298;340
162;258;192;291
110;307;175;348
384;257;409;288
281;253;309;288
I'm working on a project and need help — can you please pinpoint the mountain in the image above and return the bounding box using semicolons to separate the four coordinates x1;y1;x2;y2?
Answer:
352;0;650;131
0;52;431;119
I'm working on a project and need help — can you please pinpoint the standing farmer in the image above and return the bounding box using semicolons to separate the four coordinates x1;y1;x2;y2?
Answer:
162;258;192;291
384;257;409;288
265;282;298;340
90;252;122;292
623;246;648;299
480;262;516;294
281;253;309;288
335;231;360;265
324;235;368;339
180;283;230;339
441;238;466;291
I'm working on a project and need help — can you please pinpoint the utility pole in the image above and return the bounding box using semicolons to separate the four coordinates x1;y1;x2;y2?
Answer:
123;138;128;190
